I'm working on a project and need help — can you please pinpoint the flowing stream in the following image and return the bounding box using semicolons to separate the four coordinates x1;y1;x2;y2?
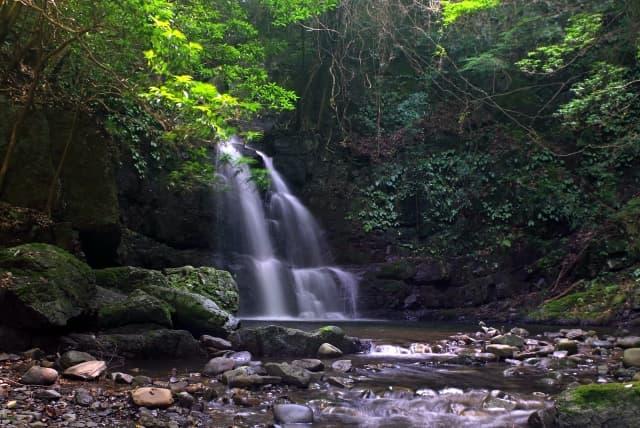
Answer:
217;138;358;319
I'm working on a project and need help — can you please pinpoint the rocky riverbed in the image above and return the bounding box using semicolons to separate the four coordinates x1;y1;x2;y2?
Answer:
1;322;640;427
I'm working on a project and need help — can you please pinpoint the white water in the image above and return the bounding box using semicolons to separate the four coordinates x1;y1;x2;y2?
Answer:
218;138;358;319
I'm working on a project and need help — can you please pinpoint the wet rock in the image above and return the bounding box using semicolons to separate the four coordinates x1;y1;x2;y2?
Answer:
556;383;640;427
528;406;557;428
273;404;314;424
556;339;578;355
292;359;324;372
74;388;94;406
564;329;588;340
131;387;174;408
63;360;107;380
20;366;58;385
331;360;353;373
264;362;311;387
230;325;367;357
200;335;232;350
616;336;640;349
473;352;498;362
229;351;252;367
510;327;529;337
486;344;517;359
176;392;195;408
623;348;640;367
327;376;354;388
318;343;343;358
96;289;173;328
111;372;134;384
490;334;524;348
169;381;188;394
228;374;282;388
35;389;61;401
483;390;517;411
22;348;45;360
203;357;235;376
58;351;96;370
132;375;153;386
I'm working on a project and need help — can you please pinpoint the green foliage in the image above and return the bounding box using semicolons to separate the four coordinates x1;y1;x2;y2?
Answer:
441;0;501;26
167;146;215;189
259;0;338;26
516;13;603;74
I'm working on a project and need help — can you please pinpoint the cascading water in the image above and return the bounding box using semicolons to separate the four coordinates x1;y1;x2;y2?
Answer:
217;137;358;319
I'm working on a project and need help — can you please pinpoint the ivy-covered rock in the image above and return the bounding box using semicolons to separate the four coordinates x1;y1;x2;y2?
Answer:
556;382;640;427
0;243;95;329
165;266;239;313
96;289;172;329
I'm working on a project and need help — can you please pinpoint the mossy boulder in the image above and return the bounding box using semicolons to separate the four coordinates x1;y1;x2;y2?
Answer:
229;325;369;357
556;382;640;427
96;289;172;329
165;266;239;313
376;260;417;280
94;266;168;293
0;243;95;329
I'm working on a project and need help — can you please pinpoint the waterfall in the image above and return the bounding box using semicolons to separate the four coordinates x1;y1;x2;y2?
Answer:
217;137;358;319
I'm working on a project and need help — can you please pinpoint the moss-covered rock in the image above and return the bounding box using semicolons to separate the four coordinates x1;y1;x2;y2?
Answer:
144;286;238;337
94;266;168;293
376;260;417;280
164;266;239;313
556;382;640;427
0;243;95;329
97;289;172;328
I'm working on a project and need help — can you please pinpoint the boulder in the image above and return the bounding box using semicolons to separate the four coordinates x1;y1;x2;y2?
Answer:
165;266;239;313
490;334;524;348
230;325;367;357
292;359;324;372
486;344;517;359
376;260;416;280
131;387;173;408
229;351;252;367
331;359;352;373
556;339;578;355
94;266;168;293
21;366;58;385
111;372;134;384
264;362;311;387
96;289;172;328
273;404;314;424
63;360;107;380
617;336;640;349
61;328;203;358
0;244;95;329
203;357;236;376
318;343;343;358
57;351;96;370
200;335;232;350
227;375;282;388
623;348;640;367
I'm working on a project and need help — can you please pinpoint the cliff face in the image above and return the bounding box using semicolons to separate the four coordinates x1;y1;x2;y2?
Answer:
0;99;218;269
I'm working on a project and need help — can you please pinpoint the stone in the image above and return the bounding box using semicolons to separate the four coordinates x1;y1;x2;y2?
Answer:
229;351;252;367
227;375;282;388
22;348;45;360
203;357;236;376
200;335;232;350
490;334;524;348
20;366;58;385
617;336;640;349
176;392;195;408
292;359;324;372
509;327;529;337
486;344;517;359
0;244;95;329
264;363;311;387
35;389;61;401
96;289;172;328
164;266;239;313
623;348;640;367
57;351;96;370
331;360;352;373
556;339;578;355
111;372;134;384
131;387;173;408
63;361;107;380
74;388;93;406
132;375;153;386
327;376;354;388
230;325;367;357
273;404;314;424
564;329;588;340
318;343;343;358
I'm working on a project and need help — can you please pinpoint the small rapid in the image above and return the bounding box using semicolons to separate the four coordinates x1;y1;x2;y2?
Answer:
217;138;358;319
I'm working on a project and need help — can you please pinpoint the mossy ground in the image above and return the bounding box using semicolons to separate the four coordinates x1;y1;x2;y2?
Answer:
529;266;640;324
560;382;640;409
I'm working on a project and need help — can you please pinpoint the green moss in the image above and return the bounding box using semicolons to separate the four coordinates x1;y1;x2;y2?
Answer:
94;266;167;293
164;266;239;313
97;289;172;328
562;382;640;409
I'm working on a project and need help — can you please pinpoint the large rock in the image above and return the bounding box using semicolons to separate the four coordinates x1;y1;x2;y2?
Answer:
21;366;58;385
165;266;239;313
63;360;107;380
0;244;95;329
486;344;517;359
61;328;203;359
230;325;368;357
556;382;640;427
623;348;640;367
57;351;96;370
264;362;311;387
203;357;236;376
96;289;172;328
273;404;314;424
617;336;640;349
490;334;524;348
131;387;173;408
318;343;343;358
